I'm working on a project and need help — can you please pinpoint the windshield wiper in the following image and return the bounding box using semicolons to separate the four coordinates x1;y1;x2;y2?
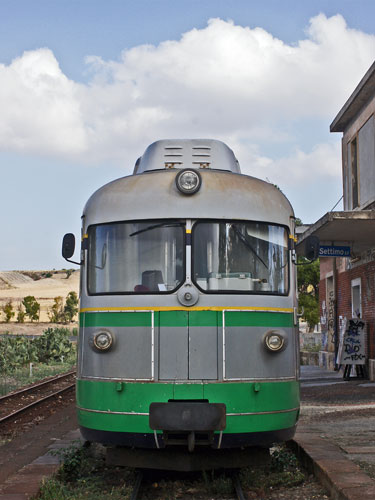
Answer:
129;222;184;237
231;224;269;269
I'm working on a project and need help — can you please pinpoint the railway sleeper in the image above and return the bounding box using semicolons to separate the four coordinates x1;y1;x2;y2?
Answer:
128;469;246;500
106;445;270;471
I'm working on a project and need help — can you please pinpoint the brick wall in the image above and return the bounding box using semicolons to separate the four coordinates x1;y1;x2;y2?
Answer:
343;262;375;359
320;261;375;359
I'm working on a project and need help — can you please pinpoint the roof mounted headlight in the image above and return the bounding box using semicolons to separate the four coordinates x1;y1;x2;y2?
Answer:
175;168;202;195
93;331;114;352
264;330;286;352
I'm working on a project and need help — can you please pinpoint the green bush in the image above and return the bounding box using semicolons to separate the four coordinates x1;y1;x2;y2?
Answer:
22;295;40;322
48;292;79;324
0;328;74;374
64;292;79;323
17;303;26;323
48;297;65;323
34;328;74;363
0;334;38;373
1;300;15;322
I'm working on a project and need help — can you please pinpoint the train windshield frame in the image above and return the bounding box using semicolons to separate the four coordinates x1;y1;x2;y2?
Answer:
192;220;290;295
87;220;185;295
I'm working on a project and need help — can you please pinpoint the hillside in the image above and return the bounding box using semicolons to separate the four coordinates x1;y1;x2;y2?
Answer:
0;270;79;327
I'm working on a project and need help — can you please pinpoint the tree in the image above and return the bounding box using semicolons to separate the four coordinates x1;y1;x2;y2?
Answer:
64;291;79;322
2;300;15;323
48;296;65;323
22;296;40;322
16;303;26;323
48;292;78;324
297;257;320;331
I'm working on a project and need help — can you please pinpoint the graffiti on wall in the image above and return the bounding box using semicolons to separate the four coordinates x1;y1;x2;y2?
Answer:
339;319;366;365
327;290;336;350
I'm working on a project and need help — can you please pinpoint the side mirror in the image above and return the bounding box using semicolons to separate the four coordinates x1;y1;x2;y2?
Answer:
62;233;75;259
62;233;81;265
305;235;320;261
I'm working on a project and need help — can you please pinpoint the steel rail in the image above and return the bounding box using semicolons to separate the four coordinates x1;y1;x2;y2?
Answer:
129;471;143;500
126;468;245;500
232;472;246;500
0;369;76;403
0;382;75;425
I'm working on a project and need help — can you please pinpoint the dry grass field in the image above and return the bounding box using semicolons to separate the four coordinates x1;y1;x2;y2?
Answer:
0;270;79;333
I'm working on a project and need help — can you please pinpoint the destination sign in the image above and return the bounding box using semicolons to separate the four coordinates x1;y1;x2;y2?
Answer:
319;245;351;258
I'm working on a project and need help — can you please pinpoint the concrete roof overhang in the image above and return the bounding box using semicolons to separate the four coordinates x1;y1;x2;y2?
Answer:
330;61;375;132
296;210;375;256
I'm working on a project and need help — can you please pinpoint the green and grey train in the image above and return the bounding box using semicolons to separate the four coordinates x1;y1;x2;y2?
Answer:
63;139;301;454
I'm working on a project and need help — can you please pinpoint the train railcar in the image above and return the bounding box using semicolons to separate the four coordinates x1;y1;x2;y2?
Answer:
63;139;301;458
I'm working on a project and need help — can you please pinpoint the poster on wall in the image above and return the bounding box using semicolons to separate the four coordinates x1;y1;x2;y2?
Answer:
336;317;347;365
339;319;366;365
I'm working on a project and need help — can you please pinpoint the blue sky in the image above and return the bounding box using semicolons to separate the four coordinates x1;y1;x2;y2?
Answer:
0;1;374;269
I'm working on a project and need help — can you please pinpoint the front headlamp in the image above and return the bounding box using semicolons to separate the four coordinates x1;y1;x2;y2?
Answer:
93;331;113;351
175;169;202;195
264;331;286;352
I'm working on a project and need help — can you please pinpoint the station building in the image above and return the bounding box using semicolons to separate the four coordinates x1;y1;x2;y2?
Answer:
298;61;375;377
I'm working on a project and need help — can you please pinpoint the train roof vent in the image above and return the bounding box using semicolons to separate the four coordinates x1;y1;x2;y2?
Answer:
133;139;241;174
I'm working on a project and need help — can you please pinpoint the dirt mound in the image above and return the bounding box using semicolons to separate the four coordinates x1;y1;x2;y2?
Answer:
0;272;34;289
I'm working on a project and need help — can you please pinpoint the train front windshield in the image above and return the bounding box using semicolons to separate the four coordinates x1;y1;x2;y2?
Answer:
88;221;185;294
193;221;289;294
87;219;289;295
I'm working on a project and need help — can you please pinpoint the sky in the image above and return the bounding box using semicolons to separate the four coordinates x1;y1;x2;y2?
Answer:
0;0;374;270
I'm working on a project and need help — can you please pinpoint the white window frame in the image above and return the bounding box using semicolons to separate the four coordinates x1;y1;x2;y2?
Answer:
351;277;362;319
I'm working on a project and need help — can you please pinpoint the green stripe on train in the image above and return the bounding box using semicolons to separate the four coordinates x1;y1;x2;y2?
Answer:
80;310;294;328
76;379;299;434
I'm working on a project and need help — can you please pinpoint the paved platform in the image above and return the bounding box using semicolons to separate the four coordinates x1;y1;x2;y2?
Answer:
0;429;82;499
296;364;375;500
0;404;79;499
292;428;375;500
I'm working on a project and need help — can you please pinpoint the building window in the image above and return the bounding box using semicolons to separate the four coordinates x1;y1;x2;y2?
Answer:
350;137;359;209
351;278;362;318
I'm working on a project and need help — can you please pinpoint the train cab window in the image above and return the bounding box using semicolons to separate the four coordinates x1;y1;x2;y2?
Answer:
87;221;185;294
192;221;289;294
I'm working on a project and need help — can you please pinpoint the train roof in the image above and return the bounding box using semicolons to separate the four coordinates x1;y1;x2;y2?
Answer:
83;169;294;228
133;139;241;174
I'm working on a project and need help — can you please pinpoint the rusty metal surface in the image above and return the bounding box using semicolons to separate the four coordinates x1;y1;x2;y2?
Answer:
83;169;293;228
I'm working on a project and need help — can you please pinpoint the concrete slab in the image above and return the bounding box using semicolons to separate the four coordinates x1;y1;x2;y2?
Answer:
342;446;375;454
300;365;343;381
31;453;60;465
291;428;375;500
0;495;29;500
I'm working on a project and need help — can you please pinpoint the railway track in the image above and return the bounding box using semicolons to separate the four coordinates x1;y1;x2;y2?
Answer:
0;370;76;425
129;469;246;500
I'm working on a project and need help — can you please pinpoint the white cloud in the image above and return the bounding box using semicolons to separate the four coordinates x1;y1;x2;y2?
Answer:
0;14;373;169
246;141;342;184
0;49;87;155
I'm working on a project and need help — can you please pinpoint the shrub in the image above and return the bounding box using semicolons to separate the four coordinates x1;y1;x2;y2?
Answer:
64;292;79;323
22;295;40;322
0;335;38;374
22;271;42;281
16;302;26;323
48;292;79;324
48;297;65;323
34;327;73;363
2;300;15;323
